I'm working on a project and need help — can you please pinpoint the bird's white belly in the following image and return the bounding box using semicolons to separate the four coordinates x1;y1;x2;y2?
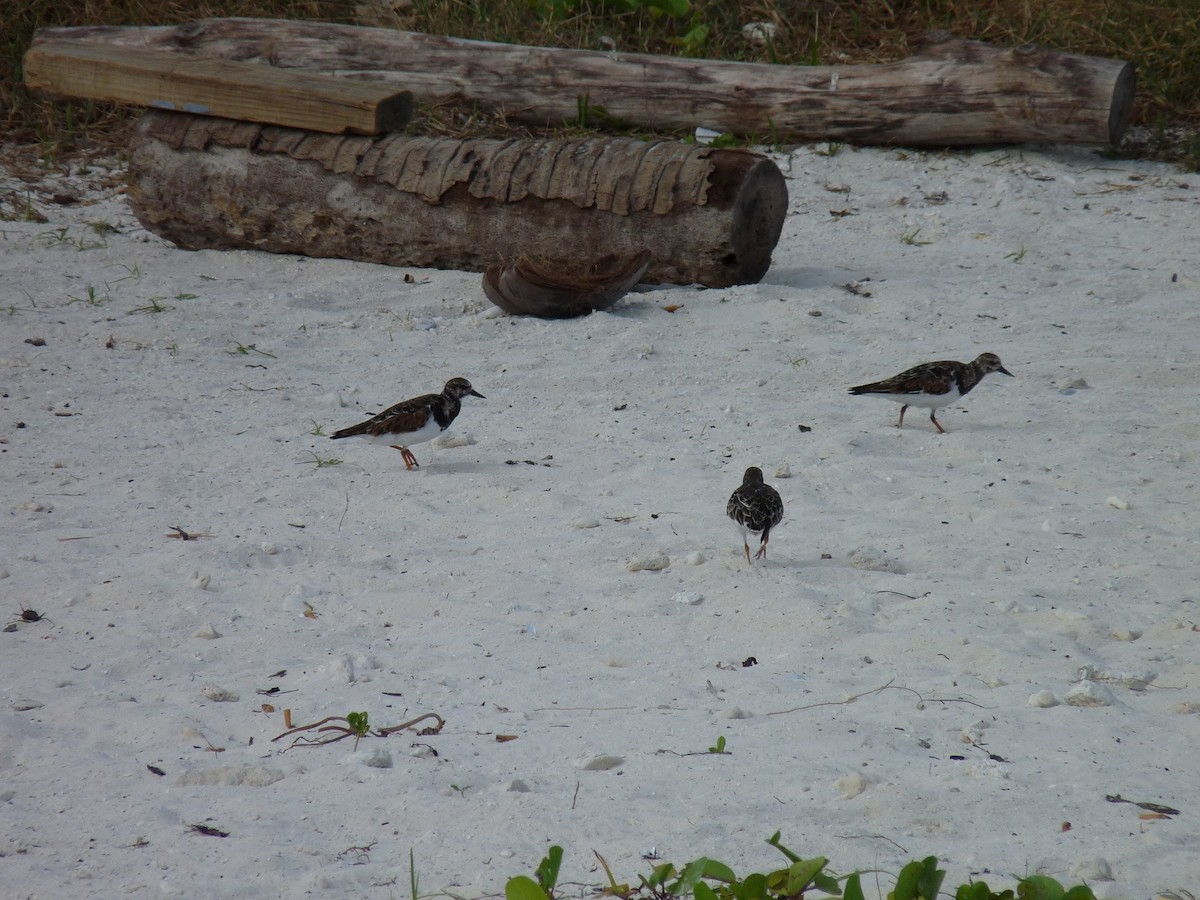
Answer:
357;419;446;448
872;388;961;409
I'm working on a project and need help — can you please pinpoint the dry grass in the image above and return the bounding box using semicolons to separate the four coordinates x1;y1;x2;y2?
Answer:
2;0;1198;166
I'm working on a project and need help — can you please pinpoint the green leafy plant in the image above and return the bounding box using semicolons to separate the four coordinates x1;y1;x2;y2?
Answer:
227;342;277;358
345;711;370;749
506;835;1098;900
127;296;171;315
707;734;728;754
299;451;343;468
507;845;563;900
67;283;110;306
899;228;933;246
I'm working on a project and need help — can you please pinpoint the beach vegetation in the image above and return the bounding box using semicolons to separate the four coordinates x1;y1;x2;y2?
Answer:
508;836;1098;900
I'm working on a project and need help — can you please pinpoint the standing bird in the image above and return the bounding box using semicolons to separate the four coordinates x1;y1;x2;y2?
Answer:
331;377;484;469
848;352;1013;433
726;466;784;564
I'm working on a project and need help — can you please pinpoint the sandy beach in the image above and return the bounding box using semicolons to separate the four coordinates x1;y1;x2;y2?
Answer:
2;136;1198;898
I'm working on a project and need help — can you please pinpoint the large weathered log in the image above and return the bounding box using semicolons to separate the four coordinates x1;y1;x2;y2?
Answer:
37;20;1135;146
127;111;788;287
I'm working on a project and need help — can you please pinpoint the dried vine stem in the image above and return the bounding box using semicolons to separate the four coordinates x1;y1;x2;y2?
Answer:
767;679;991;717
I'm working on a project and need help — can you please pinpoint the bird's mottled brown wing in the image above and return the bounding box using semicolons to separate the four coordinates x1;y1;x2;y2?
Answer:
852;360;961;397
332;395;435;439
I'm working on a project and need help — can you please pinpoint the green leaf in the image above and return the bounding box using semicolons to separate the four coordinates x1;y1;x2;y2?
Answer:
506;875;550;900
786;857;829;894
640;862;676;890
916;857;945;900
695;883;720;900
844;873;866;900
678;23;709;55
811;871;842;895
766;831;801;863
1017;876;1066;900
892;860;923;900
672;858;730;894
536;846;564;893
1061;887;1097;900
346;711;370;736
735;872;770;900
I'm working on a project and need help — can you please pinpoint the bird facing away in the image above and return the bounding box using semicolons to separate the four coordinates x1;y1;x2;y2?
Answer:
330;377;484;469
726;466;784;565
848;352;1013;433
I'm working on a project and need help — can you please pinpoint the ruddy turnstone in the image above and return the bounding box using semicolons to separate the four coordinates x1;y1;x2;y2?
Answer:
727;466;784;564
848;352;1013;433
331;377;484;469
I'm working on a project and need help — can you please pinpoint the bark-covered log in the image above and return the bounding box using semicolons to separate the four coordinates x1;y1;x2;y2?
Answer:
38;20;1136;146
126;111;788;287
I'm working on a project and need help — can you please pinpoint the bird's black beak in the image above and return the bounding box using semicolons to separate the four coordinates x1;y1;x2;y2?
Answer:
999;366;1014;377
471;389;486;398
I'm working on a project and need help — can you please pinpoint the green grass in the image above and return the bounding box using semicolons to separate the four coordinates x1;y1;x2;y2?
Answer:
1;0;1198;165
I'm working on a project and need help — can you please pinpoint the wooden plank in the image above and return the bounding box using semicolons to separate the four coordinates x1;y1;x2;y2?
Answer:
22;40;412;135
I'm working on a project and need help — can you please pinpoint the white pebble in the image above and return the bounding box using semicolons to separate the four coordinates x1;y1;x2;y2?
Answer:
626;550;670;572
190;572;211;590
200;683;239;702
721;707;753;719
260;542;277;555
192;624;221;640
1064;681;1116;707
684;551;706;566
1105;496;1129;510
741;21;777;46
1028;690;1059;708
774;463;791;479
672;591;702;605
570;517;601;529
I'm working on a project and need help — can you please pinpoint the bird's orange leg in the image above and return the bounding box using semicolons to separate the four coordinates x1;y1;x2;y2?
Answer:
897;404;909;428
930;411;946;434
391;445;420;469
743;541;752;565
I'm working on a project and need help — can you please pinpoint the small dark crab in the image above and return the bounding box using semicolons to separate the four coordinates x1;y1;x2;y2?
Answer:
5;604;53;631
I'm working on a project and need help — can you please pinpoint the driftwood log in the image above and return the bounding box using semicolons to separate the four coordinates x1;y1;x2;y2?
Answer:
38;19;1135;146
23;40;412;135
127;111;788;287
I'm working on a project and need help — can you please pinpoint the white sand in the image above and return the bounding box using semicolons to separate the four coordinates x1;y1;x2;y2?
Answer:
2;140;1198;899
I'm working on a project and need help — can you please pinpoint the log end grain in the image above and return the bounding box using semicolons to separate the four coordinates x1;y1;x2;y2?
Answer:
706;150;789;285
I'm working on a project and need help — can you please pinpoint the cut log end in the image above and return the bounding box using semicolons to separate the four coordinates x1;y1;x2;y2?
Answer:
1108;63;1136;146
